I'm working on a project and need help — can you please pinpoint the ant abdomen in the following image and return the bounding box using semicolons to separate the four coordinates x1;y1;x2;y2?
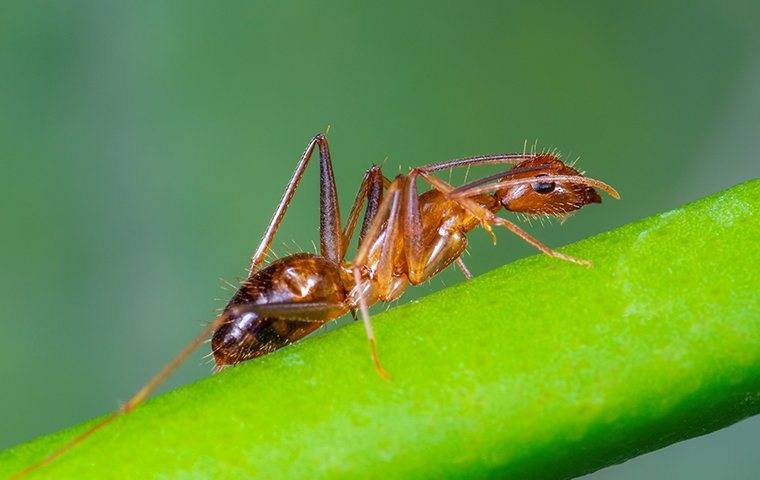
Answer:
212;253;351;367
211;311;320;367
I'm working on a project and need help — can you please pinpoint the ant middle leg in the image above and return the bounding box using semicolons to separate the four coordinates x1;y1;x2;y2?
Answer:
350;176;408;379
228;301;350;323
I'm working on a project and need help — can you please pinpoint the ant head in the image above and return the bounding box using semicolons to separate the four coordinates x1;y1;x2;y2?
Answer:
496;154;608;215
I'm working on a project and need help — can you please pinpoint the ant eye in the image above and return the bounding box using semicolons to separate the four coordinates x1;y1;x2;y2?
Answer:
532;181;556;194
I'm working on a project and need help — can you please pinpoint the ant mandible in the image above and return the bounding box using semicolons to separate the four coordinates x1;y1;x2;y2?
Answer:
12;133;619;479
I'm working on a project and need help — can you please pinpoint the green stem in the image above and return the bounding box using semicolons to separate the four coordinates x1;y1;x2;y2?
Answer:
3;180;759;480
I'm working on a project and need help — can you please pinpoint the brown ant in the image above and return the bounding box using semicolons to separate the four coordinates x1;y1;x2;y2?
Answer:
12;133;619;478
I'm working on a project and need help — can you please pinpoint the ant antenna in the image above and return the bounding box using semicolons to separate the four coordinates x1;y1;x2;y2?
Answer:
324;124;332;135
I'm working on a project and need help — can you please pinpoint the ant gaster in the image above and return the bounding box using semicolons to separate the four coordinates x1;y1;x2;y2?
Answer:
12;133;619;479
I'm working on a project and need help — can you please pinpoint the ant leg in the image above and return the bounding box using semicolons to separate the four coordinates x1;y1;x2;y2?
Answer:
416;170;593;266
455;258;473;279
249;132;343;274
316;134;344;264
352;266;390;380
229;301;349;323
403;170;426;282
350;177;407;379
373;178;404;291
341;165;384;258
404;169;477;284
359;171;392;247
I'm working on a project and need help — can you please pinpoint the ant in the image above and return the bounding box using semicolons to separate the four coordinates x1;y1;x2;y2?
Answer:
12;133;619;478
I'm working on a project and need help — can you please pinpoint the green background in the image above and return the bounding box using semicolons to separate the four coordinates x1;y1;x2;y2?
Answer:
1;2;758;478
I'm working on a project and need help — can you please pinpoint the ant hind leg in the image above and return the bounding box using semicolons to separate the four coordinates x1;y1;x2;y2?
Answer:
249;133;344;273
454;258;473;279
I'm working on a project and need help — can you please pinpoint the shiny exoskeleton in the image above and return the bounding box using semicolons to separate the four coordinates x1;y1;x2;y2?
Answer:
211;137;618;375
212;254;351;365
13;133;618;479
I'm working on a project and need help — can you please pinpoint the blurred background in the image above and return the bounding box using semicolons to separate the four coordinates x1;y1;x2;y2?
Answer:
1;1;758;478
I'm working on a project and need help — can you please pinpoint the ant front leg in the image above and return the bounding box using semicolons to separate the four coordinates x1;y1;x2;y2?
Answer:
403;170;476;283
403;169;433;283
415;169;593;267
229;301;350;322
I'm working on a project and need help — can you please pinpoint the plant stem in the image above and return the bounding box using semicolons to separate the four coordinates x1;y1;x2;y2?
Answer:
2;179;759;479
